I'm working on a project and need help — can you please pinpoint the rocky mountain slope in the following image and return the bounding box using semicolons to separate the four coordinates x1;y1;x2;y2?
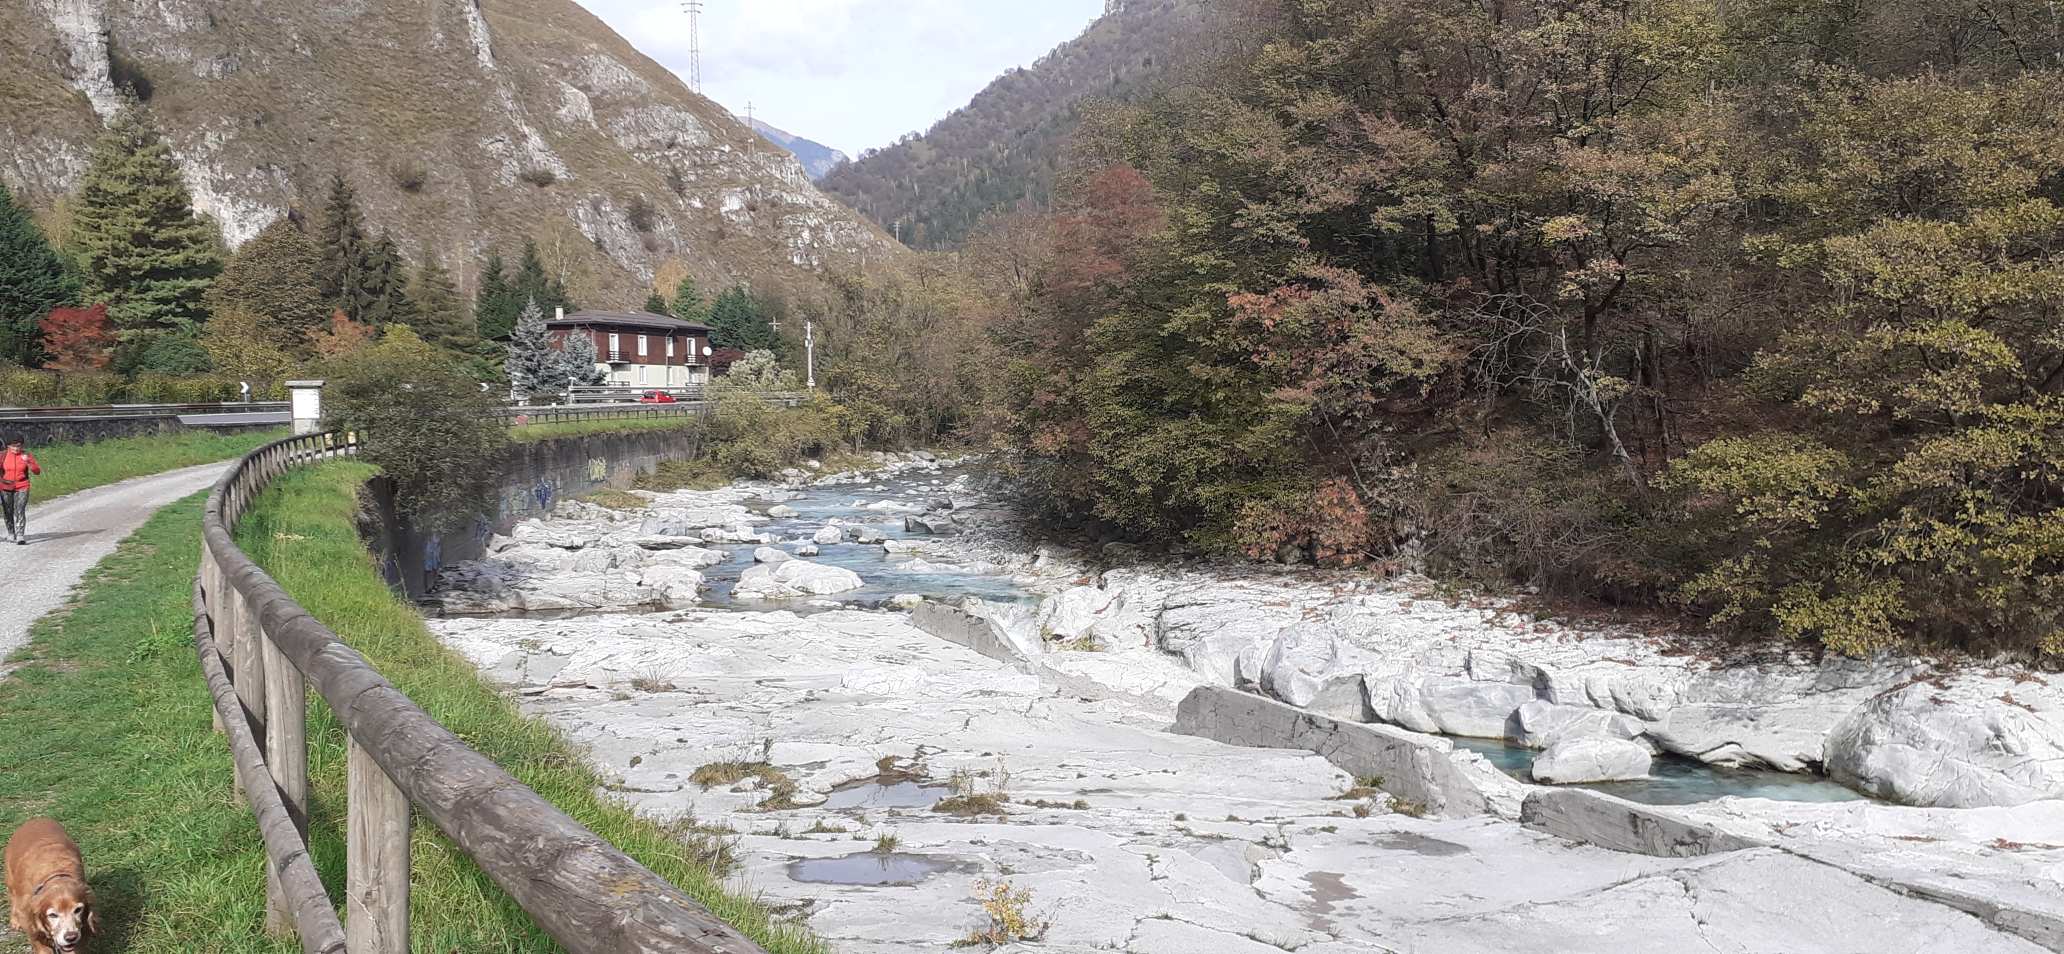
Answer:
819;0;1211;250
747;120;848;182
0;0;898;304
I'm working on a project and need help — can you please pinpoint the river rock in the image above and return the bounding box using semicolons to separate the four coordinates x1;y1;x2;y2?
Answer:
852;527;886;544
1511;700;1650;750
1261;622;1374;722
1823;682;2064;809
767;504;799;518
904;514;959;535
793;542;820;557
812;526;845;545
1531;738;1652;784
629;534;702;550
646;546;727;569
637;566;705;606
1415;677;1537;740
753;546;793;564
734;560;864;599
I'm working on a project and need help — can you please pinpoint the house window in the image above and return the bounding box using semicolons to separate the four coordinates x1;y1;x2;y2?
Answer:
666;337;675;359
638;334;649;357
608;332;620;358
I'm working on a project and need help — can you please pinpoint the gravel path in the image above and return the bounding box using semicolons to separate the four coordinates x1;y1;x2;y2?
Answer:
0;462;233;674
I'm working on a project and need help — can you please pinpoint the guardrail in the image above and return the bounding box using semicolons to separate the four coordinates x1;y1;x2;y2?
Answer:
503;396;808;426
194;430;770;953
0;401;288;420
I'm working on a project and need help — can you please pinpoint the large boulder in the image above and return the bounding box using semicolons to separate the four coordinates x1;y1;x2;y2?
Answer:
1511;700;1650;750
904;514;959;535
733;560;864;599
1416;678;1537;739
1824;683;2064;808
1260;622;1373;722
637;566;705;606
813;526;845;545
753;546;793;564
767;504;799;518
1531;738;1653;784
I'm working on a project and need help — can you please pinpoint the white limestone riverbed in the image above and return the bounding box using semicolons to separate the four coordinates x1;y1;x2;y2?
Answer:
432;608;2056;953
420;454;2064;951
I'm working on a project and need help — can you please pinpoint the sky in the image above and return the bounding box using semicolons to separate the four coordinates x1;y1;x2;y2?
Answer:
571;1;1110;159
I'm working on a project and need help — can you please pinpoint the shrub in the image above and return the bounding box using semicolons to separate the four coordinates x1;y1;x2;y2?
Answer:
388;158;429;193
321;326;506;526
0;368;61;406
517;167;558;188
702;393;840;480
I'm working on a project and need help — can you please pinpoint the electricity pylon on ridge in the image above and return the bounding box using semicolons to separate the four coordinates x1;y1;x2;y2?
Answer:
682;0;705;93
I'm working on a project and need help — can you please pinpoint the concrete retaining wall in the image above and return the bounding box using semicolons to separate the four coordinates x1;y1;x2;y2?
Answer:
1172;686;1492;817
361;427;708;598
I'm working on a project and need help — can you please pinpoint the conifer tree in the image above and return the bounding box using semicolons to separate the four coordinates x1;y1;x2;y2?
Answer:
670;275;708;324
405;249;474;351
315;174;381;321
361;232;415;327
554;328;607;388
66;105;221;334
504;297;560;398
0;183;77;365
707;286;778;351
208;217;327;352
511;238;570;317
644;291;670;314
474;251;518;340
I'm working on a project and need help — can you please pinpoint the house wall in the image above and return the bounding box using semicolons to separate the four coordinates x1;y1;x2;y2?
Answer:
547;326;713;389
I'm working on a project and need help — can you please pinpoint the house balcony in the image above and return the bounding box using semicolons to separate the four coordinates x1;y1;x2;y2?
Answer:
606;351;631;365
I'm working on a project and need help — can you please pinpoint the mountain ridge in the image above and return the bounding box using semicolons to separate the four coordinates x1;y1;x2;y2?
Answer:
747;119;849;182
0;0;899;305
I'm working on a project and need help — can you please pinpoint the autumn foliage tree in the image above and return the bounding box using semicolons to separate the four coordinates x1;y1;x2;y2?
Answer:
41;304;116;372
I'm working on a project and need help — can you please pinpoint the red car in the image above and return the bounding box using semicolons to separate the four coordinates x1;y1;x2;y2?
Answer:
637;390;678;404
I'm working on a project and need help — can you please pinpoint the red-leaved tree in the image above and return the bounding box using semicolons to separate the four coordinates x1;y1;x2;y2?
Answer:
41;303;115;372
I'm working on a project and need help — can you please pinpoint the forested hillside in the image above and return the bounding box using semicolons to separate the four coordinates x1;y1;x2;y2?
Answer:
972;0;2064;659
819;0;1210;249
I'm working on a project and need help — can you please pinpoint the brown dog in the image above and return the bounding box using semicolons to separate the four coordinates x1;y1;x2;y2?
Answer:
5;819;97;954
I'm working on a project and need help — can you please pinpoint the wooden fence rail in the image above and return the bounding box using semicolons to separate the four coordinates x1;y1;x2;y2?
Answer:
194;429;770;953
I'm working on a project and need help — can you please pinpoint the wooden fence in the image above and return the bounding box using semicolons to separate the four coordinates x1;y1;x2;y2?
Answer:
193;430;770;953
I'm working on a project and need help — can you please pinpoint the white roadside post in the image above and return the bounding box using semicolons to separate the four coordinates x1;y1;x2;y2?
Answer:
805;319;816;389
286;380;325;436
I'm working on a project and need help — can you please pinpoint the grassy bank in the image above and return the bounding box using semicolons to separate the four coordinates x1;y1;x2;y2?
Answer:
26;428;287;501
0;496;299;953
236;462;822;953
0;466;820;952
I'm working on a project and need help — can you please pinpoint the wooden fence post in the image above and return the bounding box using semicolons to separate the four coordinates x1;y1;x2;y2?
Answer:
263;635;309;934
231;588;268;804
347;739;411;954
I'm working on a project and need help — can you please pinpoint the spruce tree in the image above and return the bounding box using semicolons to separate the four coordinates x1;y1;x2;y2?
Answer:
707;286;778;351
643;291;670;314
361;232;415;327
208;217;327;352
0;183;77;365
474;251;517;340
554;328;607;388
670;275;708;324
504;297;559;398
67;105;222;334
315;174;379;321
405;249;474;351
511;239;570;317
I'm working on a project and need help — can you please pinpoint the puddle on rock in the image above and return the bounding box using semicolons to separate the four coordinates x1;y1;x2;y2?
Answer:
820;779;955;810
1449;737;1867;805
1369;832;1471;857
787;852;962;886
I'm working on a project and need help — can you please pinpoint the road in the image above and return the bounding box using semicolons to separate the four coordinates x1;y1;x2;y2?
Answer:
0;462;232;674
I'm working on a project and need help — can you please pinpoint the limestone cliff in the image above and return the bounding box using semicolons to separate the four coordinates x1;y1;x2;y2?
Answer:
0;0;898;302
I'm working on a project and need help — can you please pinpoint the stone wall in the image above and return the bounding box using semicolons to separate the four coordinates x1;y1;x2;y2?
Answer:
360;427;707;599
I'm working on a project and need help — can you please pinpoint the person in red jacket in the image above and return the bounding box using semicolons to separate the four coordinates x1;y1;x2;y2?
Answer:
2;435;40;545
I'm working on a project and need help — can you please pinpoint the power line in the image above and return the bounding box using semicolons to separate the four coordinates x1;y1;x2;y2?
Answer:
682;1;704;93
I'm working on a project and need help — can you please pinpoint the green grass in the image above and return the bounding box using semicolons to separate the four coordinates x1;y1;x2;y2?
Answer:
235;462;823;953
23;428;287;502
0;465;822;953
508;414;706;443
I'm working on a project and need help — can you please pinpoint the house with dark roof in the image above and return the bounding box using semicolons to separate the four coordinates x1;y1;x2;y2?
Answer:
546;310;715;388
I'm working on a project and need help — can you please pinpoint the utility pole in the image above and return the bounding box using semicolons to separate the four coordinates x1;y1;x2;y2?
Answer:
804;319;816;389
682;1;704;93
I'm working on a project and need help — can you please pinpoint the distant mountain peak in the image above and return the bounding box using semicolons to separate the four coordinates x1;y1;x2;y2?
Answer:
747;119;850;182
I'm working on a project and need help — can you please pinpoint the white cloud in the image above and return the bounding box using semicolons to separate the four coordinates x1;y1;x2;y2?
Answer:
574;0;1107;158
